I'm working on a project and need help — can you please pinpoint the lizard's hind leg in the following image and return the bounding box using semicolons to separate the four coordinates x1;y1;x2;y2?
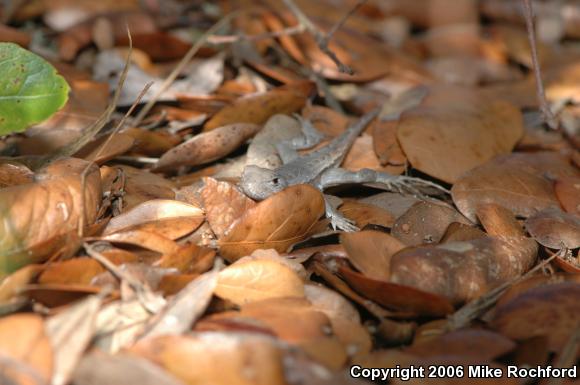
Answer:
324;195;359;232
276;114;326;164
320;168;450;197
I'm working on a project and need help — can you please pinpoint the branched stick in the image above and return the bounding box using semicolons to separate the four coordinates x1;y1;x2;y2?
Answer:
207;24;306;44
446;249;562;330
133;12;238;126
282;0;369;75
521;0;558;130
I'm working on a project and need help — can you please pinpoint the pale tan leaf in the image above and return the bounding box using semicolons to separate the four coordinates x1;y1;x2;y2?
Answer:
215;258;304;306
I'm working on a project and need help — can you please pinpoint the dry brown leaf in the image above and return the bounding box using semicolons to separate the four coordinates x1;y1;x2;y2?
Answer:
72;352;186;385
155;244;215;274
0;161;34;188
524;208;580;249
405;329;516;361
73;132;135;164
237;297;330;343
304;284;372;357
1;158;101;277
491;282;580;351
440;222;486;243
204;88;307;131
476;203;524;237
397;86;524;183
112;165;176;211
298;336;348;370
140;271;218;339
555;176;580;215
343;135;405;175
45;294;103;385
0;313;53;385
218;184;325;261
339;266;454;317
339;200;396;229
200;177;256;239
341;230;405;281
452;156;561;222
392;201;471;246
103;199;204;238
0;264;42;311
24;284;106;308
130;333;287;385
99;230;179;255
372;119;407;166
123;127;182;157
390;236;538;304
154;123;261;171
39;258;105;286
215;257;304;306
302;105;350;137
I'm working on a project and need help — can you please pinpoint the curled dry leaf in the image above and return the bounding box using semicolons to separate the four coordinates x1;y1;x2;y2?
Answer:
73;132;135;164
72;352;186;385
524;208;580;249
491;282;580;351
0;161;34;188
218;184;325;261
130;332;287;385
154;123;261;171
0;158;101;277
339;266;453;317
123;127;182;157
555;176;580;215
343;135;405;175
215;257;304;306
0;313;53;385
200;177;256;239
372;119;407;166
304;284;372;357
111;165;176;211
476;203;524;237
397;86;524;183
392;201;471;246
236;297;331;344
0;264;42;312
452;156;561;222
103;199;204;238
341;230;405;281
204;88;307;131
45;294;103;385
390;236;538;305
405;329;516;361
338;200;396;229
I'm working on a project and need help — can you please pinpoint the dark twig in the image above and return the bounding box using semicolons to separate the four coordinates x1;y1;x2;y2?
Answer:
207;24;305;44
282;0;369;75
133;12;238;126
521;0;558;130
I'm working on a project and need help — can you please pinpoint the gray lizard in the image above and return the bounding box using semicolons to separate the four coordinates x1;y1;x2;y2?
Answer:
239;108;448;231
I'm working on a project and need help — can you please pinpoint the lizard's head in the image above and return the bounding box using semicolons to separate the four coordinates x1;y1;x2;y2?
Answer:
240;165;287;200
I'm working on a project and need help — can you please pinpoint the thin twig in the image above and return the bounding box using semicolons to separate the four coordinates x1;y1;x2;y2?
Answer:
207;24;305;44
133;12;239;126
521;0;558;129
446;249;562;330
546;325;580;385
75;28;136;237
282;0;368;75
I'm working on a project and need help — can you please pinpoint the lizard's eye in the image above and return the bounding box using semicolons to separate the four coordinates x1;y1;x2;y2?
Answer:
272;178;280;185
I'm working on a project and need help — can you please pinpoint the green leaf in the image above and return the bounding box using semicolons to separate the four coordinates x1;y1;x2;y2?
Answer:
0;43;70;135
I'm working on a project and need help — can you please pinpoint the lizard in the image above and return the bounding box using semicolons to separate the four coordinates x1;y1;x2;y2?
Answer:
239;108;449;231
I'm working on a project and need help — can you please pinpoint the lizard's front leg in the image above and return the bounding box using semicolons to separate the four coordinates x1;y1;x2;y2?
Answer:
319;168;450;196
